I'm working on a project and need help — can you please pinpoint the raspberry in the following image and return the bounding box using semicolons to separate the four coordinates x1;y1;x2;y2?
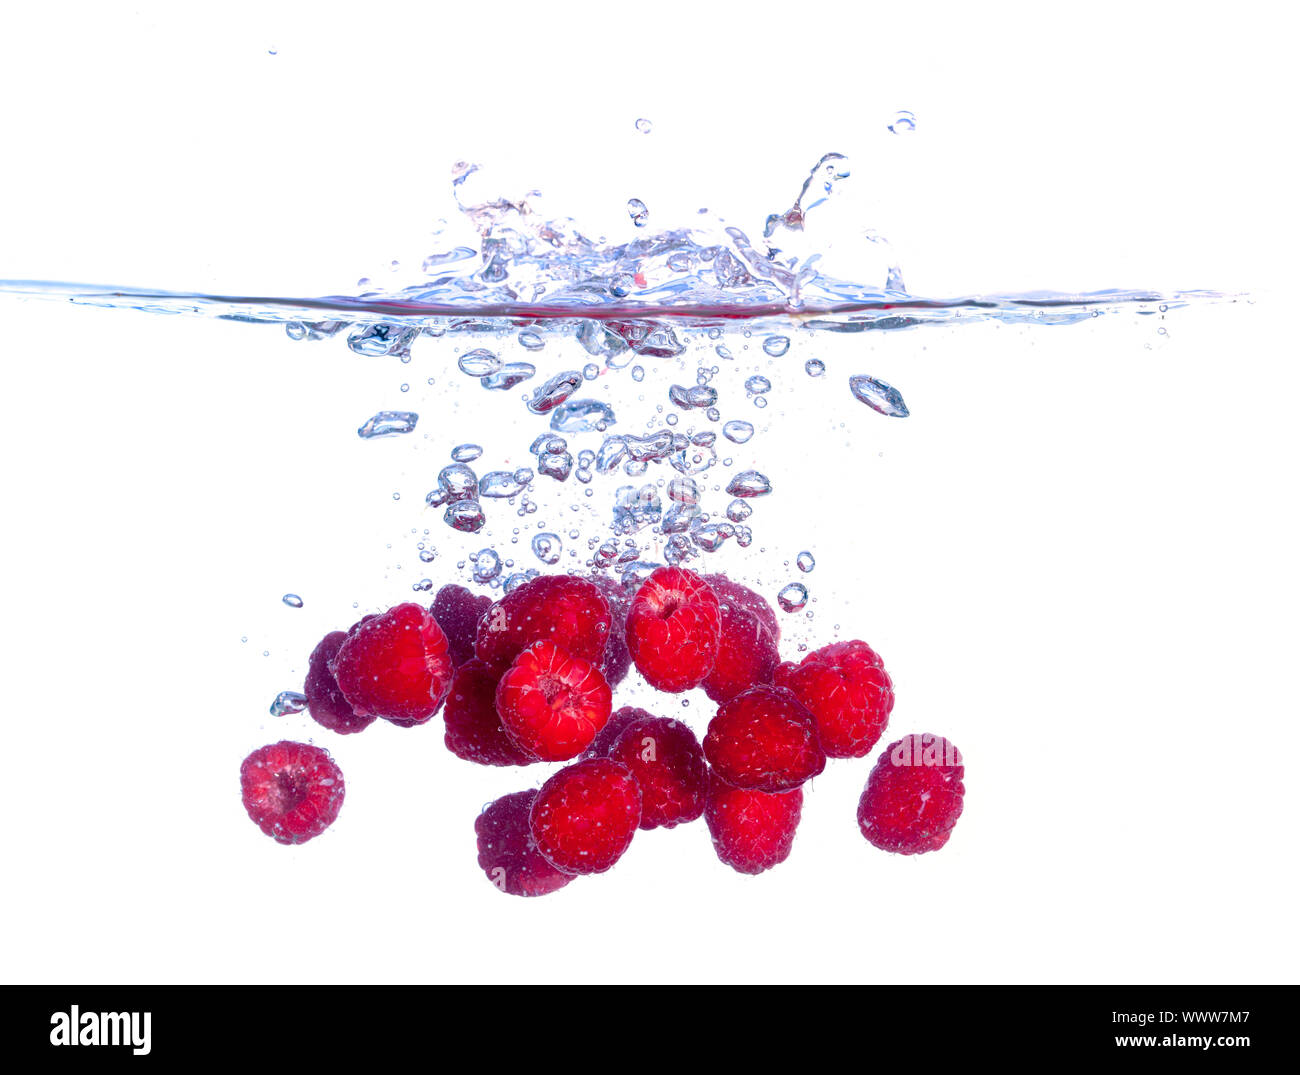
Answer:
495;640;612;761
475;574;611;671
529;758;641;874
701;575;780;704
858;733;965;855
703;684;826;792
443;659;534;766
625;566;721;693
475;790;574;897
587;572;633;688
608;715;708;829
430;584;492;667
328;602;454;726
303;631;377;735
704;770;803;875
583;704;651;759
775;639;895;758
240;740;345;845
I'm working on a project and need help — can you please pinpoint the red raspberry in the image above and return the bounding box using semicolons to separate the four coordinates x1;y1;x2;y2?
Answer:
443;659;534;766
625;566;721;693
704;770;803;875
775;639;895;758
529;758;641;874
587;572;633;688
430;584;492;667
475;574;611;671
240;740;345;845
608;715;708;829
328;602;453;726
703;684;826;792
858;733;965;855
583;704;651;759
495;640;612;761
303;631;377;735
475;790;574;897
701;575;780;704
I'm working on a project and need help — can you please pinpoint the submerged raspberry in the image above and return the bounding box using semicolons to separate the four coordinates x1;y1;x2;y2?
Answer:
704;770;802;875
701;575;780;704
303;631;377;735
703;684;826;792
530;758;642;875
443;659;535;766
495;640;612;761
858;733;965;855
240;740;345;845
625;566;721;693
430;584;492;667
329;602;454;726
608;715;708;829
776;639;894;758
475;574;611;671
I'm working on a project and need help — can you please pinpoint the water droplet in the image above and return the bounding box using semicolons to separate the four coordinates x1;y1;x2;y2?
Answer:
451;443;483;462
777;583;809;612
539;451;574;482
438;464;479;502
745;375;772;395
667;477;700;505
796;551;815;573
583;363;600;380
669;384;719;409
481;362;536;390
518;330;545;350
888;110;917;134
531;532;562;565
635;117;653;134
269;690;307;717
805;358;825;377
472;549;502;583
281;593;303;609
459;348;501;377
444;501;486;533
479;470;529;498
631;366;645;382
419;548;438;563
726;470;772;498
348;323;417;358
549;398;616;433
722;420;754;444
849;374;910;417
357;411;419;438
726;499;752;522
762;335;791;357
526;371;584;414
627;198;649;228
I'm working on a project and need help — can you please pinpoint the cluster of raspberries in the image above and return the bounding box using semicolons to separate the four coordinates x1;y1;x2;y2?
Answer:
240;567;965;892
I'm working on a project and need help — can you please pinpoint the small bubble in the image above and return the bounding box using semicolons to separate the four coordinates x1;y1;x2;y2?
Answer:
722;420;754;444
796;551;815;573
627;198;650;228
777;583;809;613
888;110;917;134
281;593;303;609
518;331;545;351
635;117;653;134
805;358;826;377
762;336;790;357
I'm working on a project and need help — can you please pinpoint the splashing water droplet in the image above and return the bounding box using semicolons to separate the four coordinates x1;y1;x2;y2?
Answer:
481;362;536;390
531;532;562;565
518;331;545;351
269;690;307;717
538;451;574;481
438;464;479;502
281;593;303;609
526;371;583;414
357;411;418;438
796;551;815;573
722;420;755;444
627;198;650;228
451;443;483;462
849;374;910;417
479;470;529;498
444;501;486;533
459;349;501;376
726;470;772;498
888;110;917;134
777;583;809;613
550;398;616;432
472;549;501;583
668;384;719;409
763;335;791;357
726;499;752;522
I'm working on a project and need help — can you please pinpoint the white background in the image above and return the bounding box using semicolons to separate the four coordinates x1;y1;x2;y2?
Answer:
0;0;1297;984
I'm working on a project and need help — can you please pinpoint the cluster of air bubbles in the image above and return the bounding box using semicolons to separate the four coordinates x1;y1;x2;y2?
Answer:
269;690;307;717
358;411;418;438
849;374;910;417
281;593;303;609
